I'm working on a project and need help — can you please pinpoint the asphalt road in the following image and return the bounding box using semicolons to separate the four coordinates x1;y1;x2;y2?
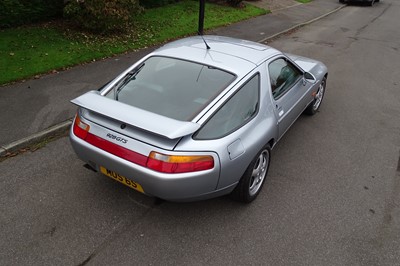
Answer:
1;1;400;265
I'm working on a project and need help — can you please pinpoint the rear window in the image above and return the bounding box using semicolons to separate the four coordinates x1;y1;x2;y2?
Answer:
106;56;236;121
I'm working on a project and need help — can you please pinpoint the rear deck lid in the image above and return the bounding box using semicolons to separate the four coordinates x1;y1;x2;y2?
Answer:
71;91;200;140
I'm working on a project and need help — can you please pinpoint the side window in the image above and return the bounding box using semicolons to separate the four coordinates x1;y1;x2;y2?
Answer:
194;74;260;140
268;58;302;99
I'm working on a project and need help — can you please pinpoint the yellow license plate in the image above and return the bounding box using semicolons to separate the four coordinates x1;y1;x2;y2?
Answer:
100;166;144;193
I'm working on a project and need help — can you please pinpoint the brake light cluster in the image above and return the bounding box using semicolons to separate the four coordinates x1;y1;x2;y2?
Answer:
147;152;214;173
73;114;214;173
73;115;90;139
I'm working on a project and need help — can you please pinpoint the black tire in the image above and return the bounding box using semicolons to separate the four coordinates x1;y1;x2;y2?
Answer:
370;0;375;6
304;76;326;115
339;0;345;3
231;145;271;203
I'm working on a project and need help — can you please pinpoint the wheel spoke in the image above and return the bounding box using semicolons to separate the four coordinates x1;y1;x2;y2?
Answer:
252;161;261;177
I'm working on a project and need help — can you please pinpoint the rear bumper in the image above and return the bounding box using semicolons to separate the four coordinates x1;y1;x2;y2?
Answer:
69;130;231;202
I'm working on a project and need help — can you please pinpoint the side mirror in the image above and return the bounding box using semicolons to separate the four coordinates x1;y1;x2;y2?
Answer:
304;72;316;83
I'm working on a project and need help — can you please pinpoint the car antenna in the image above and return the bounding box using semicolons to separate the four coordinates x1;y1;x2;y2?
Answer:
198;32;211;50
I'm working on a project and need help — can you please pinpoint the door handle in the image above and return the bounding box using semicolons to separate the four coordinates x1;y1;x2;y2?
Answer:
276;105;284;117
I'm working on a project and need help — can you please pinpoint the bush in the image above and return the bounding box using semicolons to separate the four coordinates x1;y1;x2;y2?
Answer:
0;0;64;28
226;0;243;7
64;0;143;34
206;0;244;7
139;0;180;8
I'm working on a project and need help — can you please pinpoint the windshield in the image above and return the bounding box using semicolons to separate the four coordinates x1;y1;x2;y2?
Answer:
106;56;236;121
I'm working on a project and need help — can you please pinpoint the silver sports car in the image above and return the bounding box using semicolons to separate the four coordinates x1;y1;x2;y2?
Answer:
70;35;328;203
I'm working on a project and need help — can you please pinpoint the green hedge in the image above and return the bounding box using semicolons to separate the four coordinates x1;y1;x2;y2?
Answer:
64;0;143;34
0;0;64;28
139;0;181;8
140;0;244;9
226;0;243;6
207;0;244;7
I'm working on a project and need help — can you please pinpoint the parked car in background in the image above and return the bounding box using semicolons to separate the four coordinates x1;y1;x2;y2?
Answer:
70;35;328;203
339;0;379;6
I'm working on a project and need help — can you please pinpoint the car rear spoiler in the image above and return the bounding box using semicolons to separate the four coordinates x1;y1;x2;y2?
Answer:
71;91;200;139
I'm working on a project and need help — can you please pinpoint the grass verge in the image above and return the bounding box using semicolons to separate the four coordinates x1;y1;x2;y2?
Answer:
0;0;267;85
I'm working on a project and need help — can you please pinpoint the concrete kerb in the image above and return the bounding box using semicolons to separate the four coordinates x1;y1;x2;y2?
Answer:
258;4;346;43
0;3;346;158
0;120;73;157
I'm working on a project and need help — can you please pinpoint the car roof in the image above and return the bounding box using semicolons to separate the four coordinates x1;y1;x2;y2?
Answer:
152;35;281;77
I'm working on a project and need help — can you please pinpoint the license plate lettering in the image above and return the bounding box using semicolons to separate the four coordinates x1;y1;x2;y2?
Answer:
124;177;136;188
100;166;144;193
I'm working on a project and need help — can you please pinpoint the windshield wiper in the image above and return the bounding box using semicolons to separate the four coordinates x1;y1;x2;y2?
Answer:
115;63;145;100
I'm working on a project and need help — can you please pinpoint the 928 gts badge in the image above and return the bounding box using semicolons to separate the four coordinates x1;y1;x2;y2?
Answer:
106;133;128;144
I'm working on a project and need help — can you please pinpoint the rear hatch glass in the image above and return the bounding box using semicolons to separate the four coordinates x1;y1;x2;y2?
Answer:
105;56;236;121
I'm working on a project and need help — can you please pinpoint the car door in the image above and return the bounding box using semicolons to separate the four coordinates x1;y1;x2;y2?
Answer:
267;57;307;138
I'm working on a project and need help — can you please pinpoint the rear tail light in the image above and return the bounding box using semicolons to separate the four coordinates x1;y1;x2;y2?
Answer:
73;114;214;173
146;152;214;173
73;114;90;140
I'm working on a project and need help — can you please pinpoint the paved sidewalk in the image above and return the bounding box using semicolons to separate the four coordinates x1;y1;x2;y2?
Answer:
0;0;344;156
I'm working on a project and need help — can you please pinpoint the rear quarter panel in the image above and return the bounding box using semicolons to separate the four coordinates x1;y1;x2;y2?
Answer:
175;66;278;190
